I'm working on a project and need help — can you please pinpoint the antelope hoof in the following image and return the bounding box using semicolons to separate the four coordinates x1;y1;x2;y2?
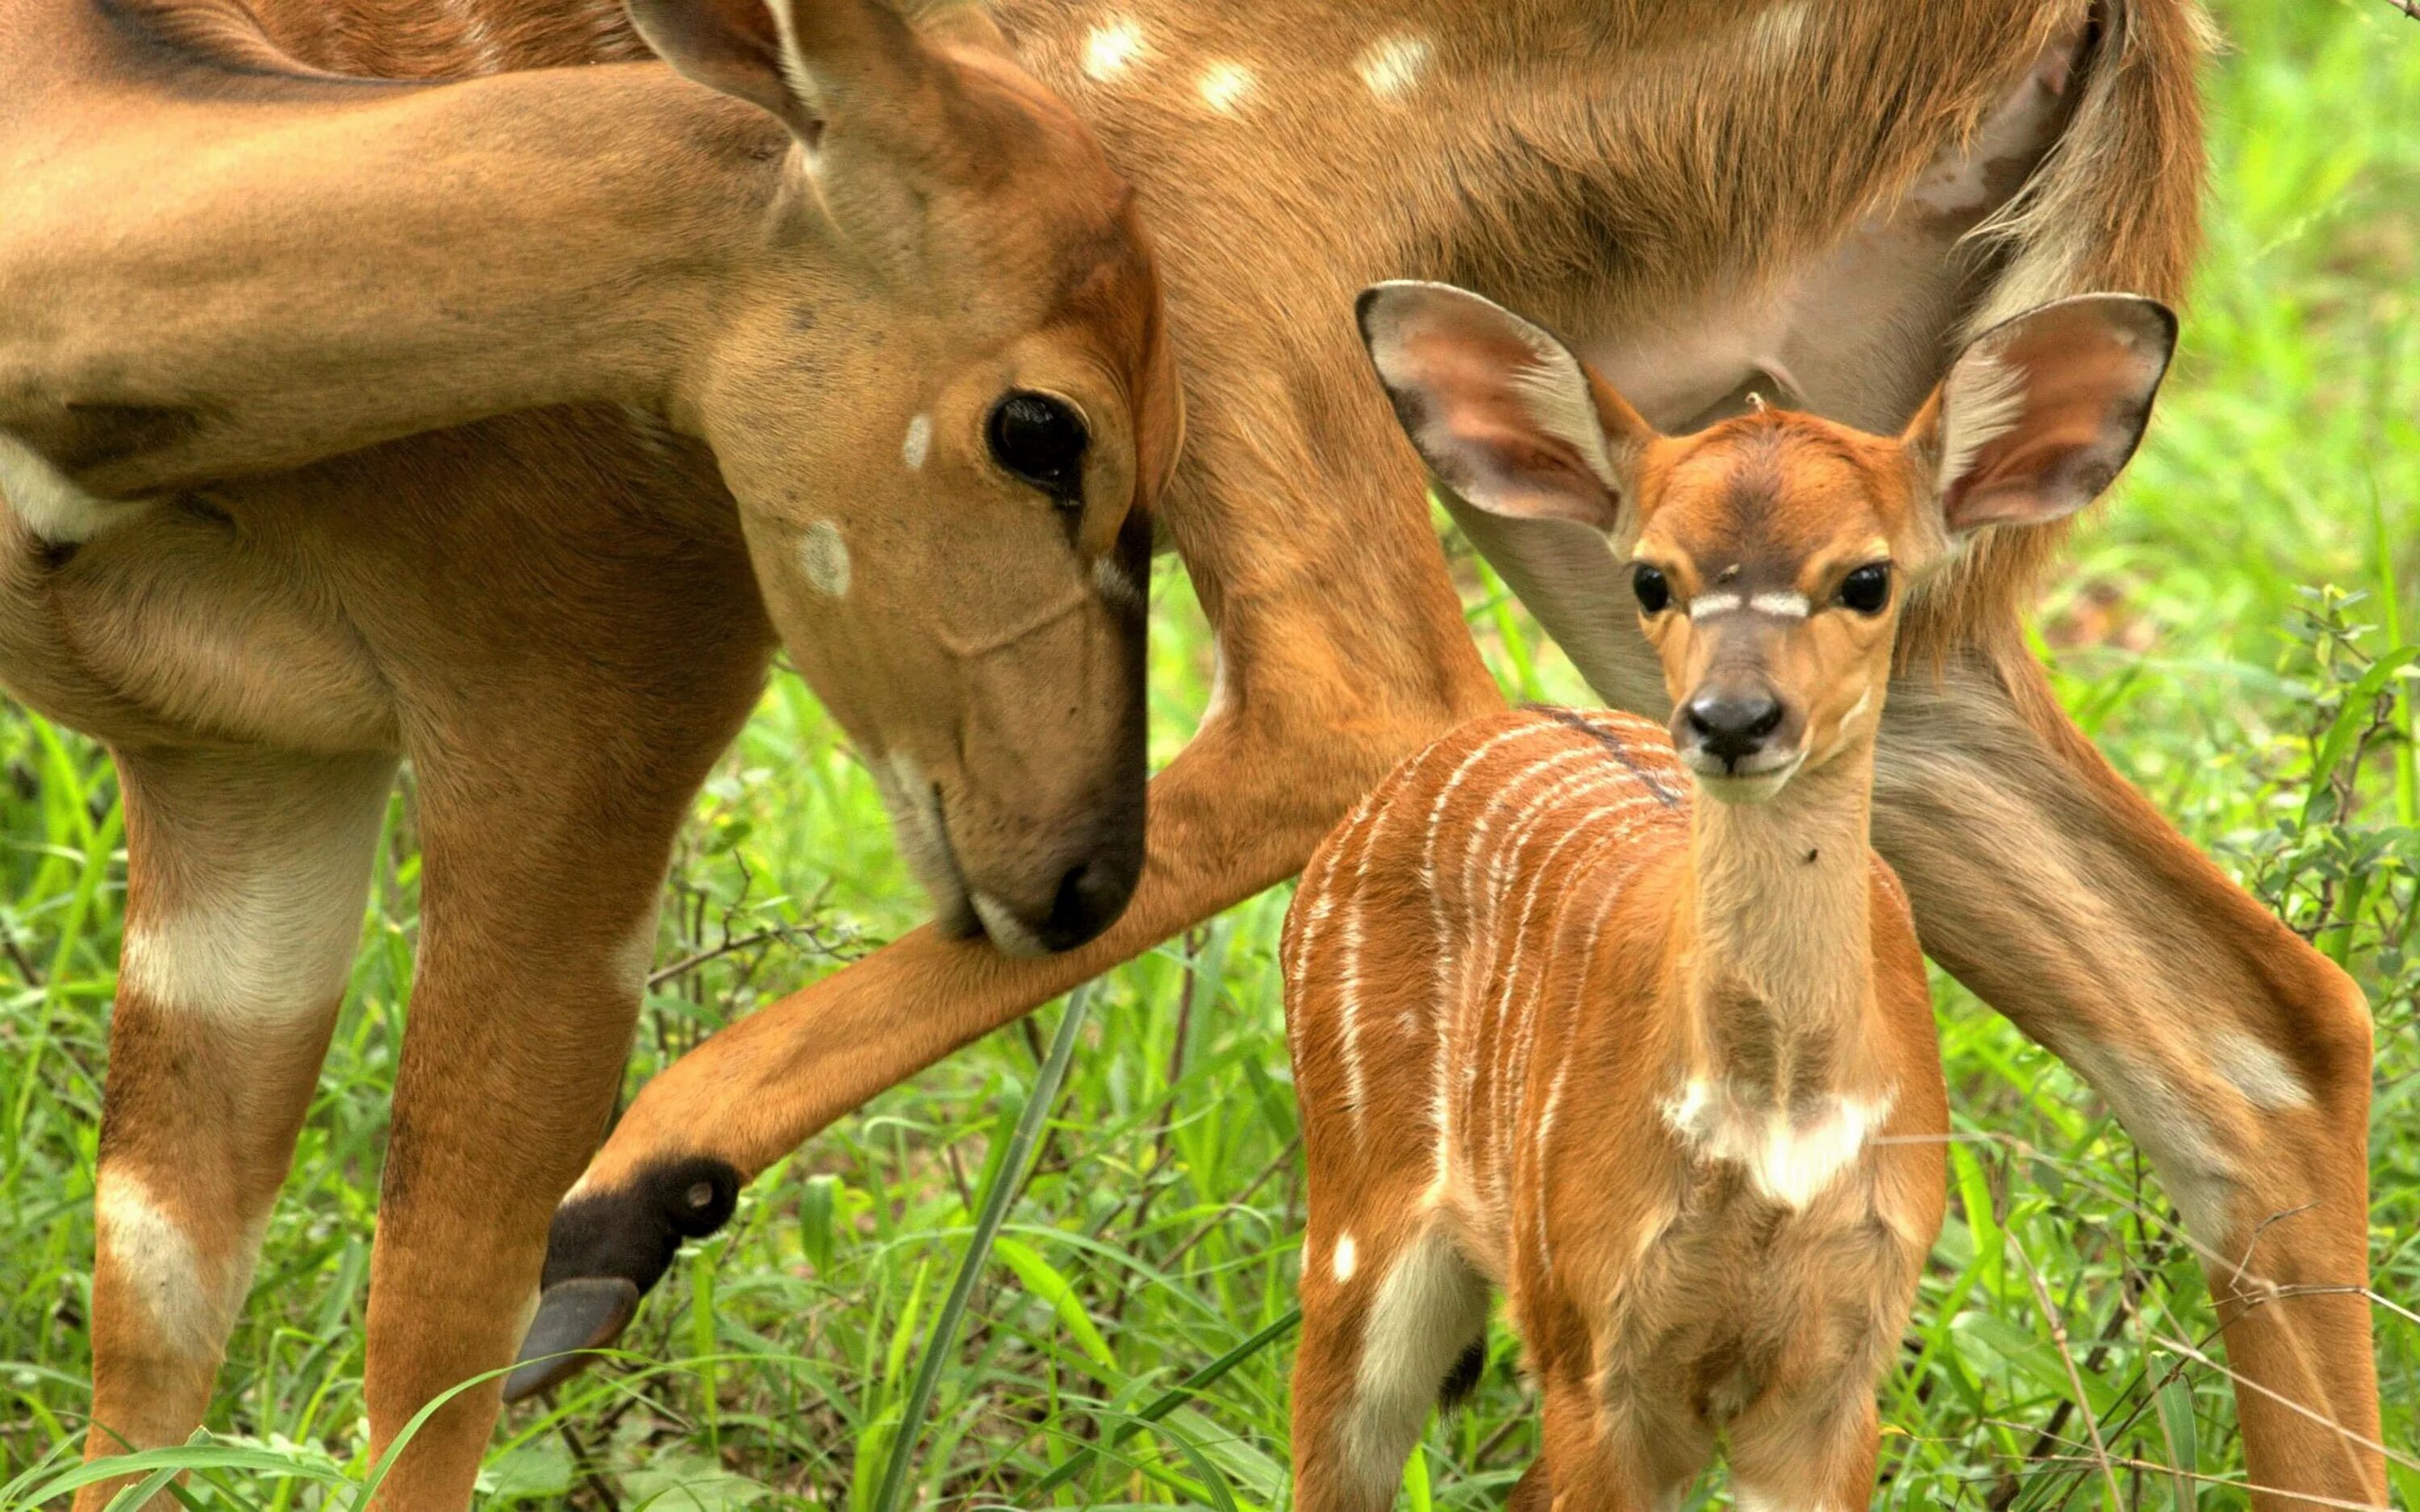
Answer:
504;1278;640;1400
504;1155;742;1401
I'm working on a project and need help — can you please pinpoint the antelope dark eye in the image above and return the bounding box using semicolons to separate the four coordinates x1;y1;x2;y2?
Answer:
1837;563;1891;614
1632;563;1671;615
987;391;1088;500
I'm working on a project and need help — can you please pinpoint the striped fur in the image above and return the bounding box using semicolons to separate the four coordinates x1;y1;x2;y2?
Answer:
1284;707;1946;1512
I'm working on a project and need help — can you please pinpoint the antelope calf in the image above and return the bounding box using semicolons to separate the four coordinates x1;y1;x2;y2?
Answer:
1282;282;2176;1511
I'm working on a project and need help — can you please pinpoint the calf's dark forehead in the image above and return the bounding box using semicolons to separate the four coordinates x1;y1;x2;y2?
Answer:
1654;424;1887;578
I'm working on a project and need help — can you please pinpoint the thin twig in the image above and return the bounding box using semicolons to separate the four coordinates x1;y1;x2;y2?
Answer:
2005;1227;2125;1512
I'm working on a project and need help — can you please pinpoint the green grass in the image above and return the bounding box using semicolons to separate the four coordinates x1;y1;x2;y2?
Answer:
3;0;2418;1506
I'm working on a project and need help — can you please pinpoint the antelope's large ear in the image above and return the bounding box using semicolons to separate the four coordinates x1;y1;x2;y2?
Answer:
625;0;933;144
1356;281;1656;534
1906;294;2176;539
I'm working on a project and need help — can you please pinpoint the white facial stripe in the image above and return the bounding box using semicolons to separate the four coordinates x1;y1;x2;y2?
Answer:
799;519;850;598
970;892;1048;959
901;413;932;471
1749;590;1810;618
1689;592;1743;619
1196;60;1255;114
1354;34;1431;99
1083;19;1145;81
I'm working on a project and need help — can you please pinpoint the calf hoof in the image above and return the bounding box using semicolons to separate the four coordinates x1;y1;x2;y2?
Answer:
503;1155;741;1402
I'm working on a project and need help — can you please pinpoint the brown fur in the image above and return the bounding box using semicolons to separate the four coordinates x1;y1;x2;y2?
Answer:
0;0;2382;1507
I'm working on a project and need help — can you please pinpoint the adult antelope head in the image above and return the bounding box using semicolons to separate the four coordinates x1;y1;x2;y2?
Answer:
634;0;1181;952
1359;283;2176;801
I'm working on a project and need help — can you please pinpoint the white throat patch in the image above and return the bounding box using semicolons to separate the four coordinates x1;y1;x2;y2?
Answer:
1661;1079;1892;1210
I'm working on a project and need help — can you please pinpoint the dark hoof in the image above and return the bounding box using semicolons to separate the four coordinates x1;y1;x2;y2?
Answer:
503;1156;743;1400
503;1277;640;1401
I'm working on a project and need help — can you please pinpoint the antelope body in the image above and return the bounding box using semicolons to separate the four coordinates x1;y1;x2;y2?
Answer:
1283;281;2176;1511
0;0;2387;1506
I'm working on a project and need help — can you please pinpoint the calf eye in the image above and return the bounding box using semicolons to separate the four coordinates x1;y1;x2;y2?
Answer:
1632;562;1671;615
987;392;1089;501
1837;562;1891;614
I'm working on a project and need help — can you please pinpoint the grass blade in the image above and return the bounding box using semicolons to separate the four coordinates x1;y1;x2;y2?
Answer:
870;981;1096;1512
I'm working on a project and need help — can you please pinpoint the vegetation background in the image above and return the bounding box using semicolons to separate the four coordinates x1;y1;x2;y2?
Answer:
3;0;2417;1505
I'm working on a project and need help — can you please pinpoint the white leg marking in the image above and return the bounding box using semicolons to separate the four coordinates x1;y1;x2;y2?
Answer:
901;413;932;471
1083;19;1146;81
2060;1040;2235;1243
1354;34;1432;100
2210;1030;2312;1111
799;519;851;598
95;1170;254;1362
1343;1227;1488;1501
119;821;383;1033
0;431;144;543
1195;60;1256;115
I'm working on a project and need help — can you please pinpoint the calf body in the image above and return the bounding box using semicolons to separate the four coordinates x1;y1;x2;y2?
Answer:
1283;707;1946;1510
1279;281;2182;1510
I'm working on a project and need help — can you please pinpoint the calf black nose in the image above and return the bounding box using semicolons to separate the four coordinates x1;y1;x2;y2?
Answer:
1684;690;1785;765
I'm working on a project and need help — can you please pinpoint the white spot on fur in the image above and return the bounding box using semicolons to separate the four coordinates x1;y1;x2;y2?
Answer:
2210;1031;2311;1112
1083;20;1145;81
902;413;932;471
1343;1227;1488;1499
1936;352;2027;510
1354;35;1431;99
96;1170;252;1362
1749;591;1810;618
799;520;851;598
1195;60;1255;115
1745;0;1812;61
1332;1233;1358;1283
0;431;142;543
1690;592;1743;619
1662;1081;1892;1210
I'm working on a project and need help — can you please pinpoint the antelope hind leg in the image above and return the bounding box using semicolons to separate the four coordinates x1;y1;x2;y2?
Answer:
1874;645;2382;1510
78;745;396;1510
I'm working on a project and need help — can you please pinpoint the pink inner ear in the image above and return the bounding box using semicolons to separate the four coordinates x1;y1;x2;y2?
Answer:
1940;306;2168;535
1373;294;1624;531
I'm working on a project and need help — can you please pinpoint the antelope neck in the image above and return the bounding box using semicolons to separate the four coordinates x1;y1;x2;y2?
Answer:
1672;738;1889;1118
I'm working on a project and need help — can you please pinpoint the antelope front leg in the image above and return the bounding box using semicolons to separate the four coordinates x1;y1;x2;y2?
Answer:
357;764;708;1509
1874;647;2381;1510
79;746;397;1509
516;666;1500;1387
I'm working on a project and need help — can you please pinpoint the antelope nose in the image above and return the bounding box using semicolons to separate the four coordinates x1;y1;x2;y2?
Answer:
1034;857;1132;953
1684;690;1784;765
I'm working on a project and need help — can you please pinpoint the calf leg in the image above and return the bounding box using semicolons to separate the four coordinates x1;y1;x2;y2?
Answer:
78;745;397;1509
1290;1204;1490;1512
1874;644;2380;1509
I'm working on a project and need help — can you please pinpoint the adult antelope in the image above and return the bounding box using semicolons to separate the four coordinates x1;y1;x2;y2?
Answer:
1283;284;2176;1512
0;0;1177;1502
1;0;2381;1508
540;2;2380;1504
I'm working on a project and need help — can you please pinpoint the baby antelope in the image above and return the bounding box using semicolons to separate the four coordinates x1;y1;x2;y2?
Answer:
1281;282;2175;1511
